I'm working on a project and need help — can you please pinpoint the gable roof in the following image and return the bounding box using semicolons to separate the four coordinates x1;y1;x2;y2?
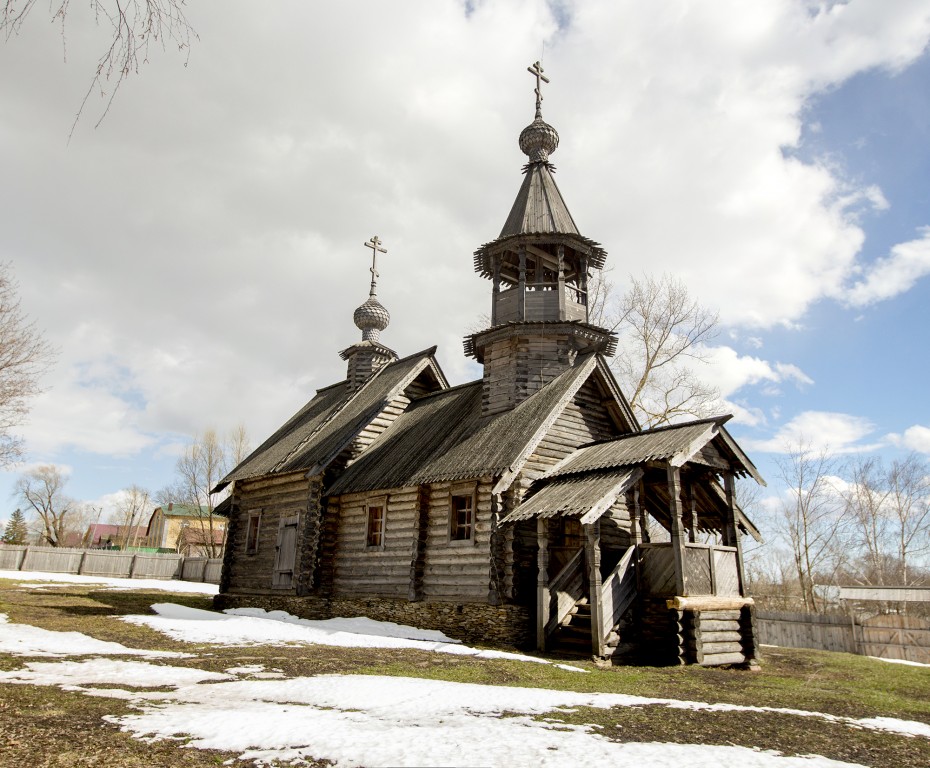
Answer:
546;416;764;484
328;353;635;497
215;348;447;491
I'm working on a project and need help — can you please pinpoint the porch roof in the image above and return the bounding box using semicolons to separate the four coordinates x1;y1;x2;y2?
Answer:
501;468;642;524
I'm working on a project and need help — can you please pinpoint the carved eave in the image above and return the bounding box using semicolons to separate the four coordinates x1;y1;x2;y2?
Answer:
338;339;398;361
463;320;617;362
473;232;607;281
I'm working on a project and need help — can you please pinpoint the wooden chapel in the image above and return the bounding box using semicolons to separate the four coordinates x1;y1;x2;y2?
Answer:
215;63;765;666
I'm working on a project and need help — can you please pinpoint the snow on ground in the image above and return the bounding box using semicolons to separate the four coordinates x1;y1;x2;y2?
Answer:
0;660;872;767
0;570;219;595
0;613;187;658
1;587;928;766
123;603;585;668
867;656;930;668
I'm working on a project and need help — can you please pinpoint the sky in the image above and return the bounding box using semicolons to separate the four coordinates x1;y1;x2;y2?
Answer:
1;0;929;529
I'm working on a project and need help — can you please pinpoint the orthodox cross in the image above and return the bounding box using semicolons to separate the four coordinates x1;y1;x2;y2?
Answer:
527;60;550;118
364;235;387;297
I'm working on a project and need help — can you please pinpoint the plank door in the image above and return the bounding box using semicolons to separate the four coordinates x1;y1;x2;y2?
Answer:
272;514;300;588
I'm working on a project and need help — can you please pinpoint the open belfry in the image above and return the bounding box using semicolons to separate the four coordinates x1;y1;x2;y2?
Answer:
215;64;765;666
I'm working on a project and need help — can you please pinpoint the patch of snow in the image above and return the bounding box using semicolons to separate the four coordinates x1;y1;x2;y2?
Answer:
0;658;230;688
554;663;590;673
124;603;550;665
867;656;930;668
0;570;218;595
0;613;186;658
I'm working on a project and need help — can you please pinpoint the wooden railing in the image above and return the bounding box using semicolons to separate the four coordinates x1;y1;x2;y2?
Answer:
545;547;585;637
600;545;636;637
638;542;739;597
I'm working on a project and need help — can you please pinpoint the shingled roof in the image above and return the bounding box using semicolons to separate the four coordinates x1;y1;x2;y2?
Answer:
501;468;642;524
546;416;764;484
215;348;446;491
328;353;630;496
500;162;579;237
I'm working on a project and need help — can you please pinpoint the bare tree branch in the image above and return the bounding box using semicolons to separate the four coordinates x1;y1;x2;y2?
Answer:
599;273;719;427
1;0;197;133
0;263;54;466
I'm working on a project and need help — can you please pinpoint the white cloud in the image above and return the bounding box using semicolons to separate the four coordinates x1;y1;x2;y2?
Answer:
703;346;813;399
887;425;930;454
844;227;930;307
742;410;880;455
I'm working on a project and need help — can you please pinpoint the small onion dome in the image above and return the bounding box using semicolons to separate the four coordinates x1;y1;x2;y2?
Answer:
519;116;559;163
353;296;390;342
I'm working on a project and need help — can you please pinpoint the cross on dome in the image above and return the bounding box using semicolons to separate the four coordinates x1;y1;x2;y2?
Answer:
527;60;550;119
364;235;387;297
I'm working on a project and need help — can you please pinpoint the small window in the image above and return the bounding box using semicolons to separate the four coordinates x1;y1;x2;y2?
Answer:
366;501;385;548
449;491;474;542
246;512;261;555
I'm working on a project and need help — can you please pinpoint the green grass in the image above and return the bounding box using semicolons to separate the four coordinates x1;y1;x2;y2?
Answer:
1;577;929;767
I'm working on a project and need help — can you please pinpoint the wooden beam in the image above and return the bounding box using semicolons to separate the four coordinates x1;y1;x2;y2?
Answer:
724;472;746;597
667;465;687;596
536;517;549;652
585;520;605;658
667;595;754;611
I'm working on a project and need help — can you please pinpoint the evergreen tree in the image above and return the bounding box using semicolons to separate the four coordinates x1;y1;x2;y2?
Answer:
2;508;28;545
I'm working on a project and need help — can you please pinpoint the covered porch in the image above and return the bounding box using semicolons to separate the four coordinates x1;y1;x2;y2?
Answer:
504;416;764;665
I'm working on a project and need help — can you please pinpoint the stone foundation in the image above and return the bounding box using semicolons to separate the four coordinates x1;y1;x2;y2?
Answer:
214;592;532;648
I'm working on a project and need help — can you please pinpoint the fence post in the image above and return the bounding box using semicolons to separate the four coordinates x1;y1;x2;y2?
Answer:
76;550;87;575
128;553;137;579
18;547;28;570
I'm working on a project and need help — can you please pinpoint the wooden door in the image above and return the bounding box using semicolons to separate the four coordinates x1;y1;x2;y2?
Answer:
272;514;299;588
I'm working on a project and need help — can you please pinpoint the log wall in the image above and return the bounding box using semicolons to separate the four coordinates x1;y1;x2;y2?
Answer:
223;472;310;595
422;479;494;602
332;487;419;598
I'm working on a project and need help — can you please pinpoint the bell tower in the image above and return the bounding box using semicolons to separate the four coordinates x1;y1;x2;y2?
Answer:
465;63;616;416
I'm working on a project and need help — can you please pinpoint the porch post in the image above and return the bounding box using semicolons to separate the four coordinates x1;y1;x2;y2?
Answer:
585;520;605;657
724;472;746;597
667;465;687;596
628;487;642;546
536;517;549;651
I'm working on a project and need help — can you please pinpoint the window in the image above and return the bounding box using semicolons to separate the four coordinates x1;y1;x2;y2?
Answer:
366;500;385;548
246;512;261;555
449;489;474;542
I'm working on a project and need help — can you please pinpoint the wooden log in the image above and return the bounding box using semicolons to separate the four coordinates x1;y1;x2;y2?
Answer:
695;630;743;644
667;596;753;611
692;641;744;655
698;651;746;667
693;619;741;633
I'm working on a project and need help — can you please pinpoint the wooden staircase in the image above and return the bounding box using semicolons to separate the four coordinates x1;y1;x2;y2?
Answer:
548;597;593;657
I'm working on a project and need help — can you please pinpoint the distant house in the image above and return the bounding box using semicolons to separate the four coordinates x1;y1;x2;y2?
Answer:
83;523;148;550
146;504;227;556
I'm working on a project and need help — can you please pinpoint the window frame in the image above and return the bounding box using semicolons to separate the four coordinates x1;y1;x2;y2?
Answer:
245;510;262;555
448;483;476;545
365;496;387;549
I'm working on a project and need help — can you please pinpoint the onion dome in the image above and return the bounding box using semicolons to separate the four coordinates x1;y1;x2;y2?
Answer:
519;116;559;164
353;296;390;343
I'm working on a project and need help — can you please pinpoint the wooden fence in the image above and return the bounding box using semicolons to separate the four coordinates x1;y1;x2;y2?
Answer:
755;609;930;664
0;545;222;584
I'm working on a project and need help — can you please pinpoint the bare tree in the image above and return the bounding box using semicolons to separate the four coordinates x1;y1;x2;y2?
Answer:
114;484;151;549
887;454;930;586
592;272;719;427
0;263;54;466
843;456;893;585
775;443;849;612
16;464;75;546
1;0;196;130
159;425;250;557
